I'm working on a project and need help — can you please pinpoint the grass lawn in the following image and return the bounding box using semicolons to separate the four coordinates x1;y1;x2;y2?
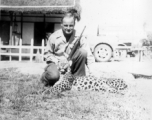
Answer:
0;68;150;120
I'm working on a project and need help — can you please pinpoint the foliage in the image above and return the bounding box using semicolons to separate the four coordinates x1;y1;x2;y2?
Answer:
140;39;152;47
147;31;152;45
139;31;152;47
0;68;150;120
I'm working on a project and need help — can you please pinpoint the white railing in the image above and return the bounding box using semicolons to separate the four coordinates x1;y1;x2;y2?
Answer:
115;46;145;62
0;38;46;62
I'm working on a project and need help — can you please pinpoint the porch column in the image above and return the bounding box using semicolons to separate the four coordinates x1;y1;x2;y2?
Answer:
21;13;23;39
9;12;13;45
43;14;46;41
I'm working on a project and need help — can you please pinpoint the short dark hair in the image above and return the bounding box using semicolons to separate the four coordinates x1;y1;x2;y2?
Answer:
61;11;76;23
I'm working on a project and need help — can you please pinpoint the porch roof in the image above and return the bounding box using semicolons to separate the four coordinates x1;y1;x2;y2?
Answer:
1;0;81;20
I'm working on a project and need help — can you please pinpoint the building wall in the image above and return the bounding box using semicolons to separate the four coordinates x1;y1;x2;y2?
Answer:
22;23;34;45
0;21;10;45
54;24;61;32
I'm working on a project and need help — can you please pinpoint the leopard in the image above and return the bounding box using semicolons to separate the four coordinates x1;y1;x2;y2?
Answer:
42;59;152;96
72;74;127;93
43;71;128;96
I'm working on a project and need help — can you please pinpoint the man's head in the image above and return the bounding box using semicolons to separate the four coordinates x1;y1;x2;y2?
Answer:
61;12;76;36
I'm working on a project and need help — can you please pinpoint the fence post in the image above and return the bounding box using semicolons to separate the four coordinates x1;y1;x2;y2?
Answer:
30;38;33;62
19;39;22;61
9;48;12;61
0;37;1;61
41;39;44;62
9;36;14;61
139;49;143;62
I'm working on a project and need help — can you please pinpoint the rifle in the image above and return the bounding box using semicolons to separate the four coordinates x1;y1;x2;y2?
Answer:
66;26;86;61
59;26;86;73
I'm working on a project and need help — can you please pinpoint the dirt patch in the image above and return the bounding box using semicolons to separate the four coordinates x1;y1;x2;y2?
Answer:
0;61;46;75
0;61;152;75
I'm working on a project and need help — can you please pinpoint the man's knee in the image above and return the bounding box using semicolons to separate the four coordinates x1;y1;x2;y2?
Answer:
41;63;60;86
77;48;87;58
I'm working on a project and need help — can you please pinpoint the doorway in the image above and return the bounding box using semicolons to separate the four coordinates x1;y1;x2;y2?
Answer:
0;21;10;45
34;22;54;46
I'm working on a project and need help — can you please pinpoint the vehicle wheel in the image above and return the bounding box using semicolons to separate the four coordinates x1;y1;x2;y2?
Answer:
93;44;112;62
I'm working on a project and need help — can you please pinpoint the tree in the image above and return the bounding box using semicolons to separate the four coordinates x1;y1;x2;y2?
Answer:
147;31;152;46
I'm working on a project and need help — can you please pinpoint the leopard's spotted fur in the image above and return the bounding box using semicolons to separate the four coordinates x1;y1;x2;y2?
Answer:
48;73;75;95
46;72;128;95
72;74;127;93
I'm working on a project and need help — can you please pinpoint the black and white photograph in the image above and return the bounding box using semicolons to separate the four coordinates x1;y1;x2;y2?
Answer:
0;0;152;119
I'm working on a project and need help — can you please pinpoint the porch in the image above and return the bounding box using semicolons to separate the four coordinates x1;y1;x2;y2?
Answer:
0;38;45;62
0;12;64;62
0;0;81;62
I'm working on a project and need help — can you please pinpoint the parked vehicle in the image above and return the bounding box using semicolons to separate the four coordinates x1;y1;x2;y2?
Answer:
87;35;131;62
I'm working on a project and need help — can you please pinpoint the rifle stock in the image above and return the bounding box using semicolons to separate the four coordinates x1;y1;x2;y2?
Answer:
67;26;86;61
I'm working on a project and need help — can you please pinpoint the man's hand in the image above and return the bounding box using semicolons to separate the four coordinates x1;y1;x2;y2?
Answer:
58;57;72;74
46;56;58;64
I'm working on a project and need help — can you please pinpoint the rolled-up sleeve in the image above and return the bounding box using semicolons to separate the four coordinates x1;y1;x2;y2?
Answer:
44;36;58;64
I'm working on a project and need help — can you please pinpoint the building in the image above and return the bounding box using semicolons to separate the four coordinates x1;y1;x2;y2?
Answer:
0;0;81;47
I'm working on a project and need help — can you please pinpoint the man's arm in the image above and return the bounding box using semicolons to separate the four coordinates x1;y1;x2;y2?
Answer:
44;36;58;64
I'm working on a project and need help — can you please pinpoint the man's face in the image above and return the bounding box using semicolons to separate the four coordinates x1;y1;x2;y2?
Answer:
61;17;75;35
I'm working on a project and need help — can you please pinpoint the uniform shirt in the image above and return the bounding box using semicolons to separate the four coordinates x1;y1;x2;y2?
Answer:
44;29;95;69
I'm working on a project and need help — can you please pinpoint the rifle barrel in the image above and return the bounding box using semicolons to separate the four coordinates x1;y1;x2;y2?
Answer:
68;26;86;60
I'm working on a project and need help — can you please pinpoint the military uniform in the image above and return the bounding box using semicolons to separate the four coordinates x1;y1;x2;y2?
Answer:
41;29;95;86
